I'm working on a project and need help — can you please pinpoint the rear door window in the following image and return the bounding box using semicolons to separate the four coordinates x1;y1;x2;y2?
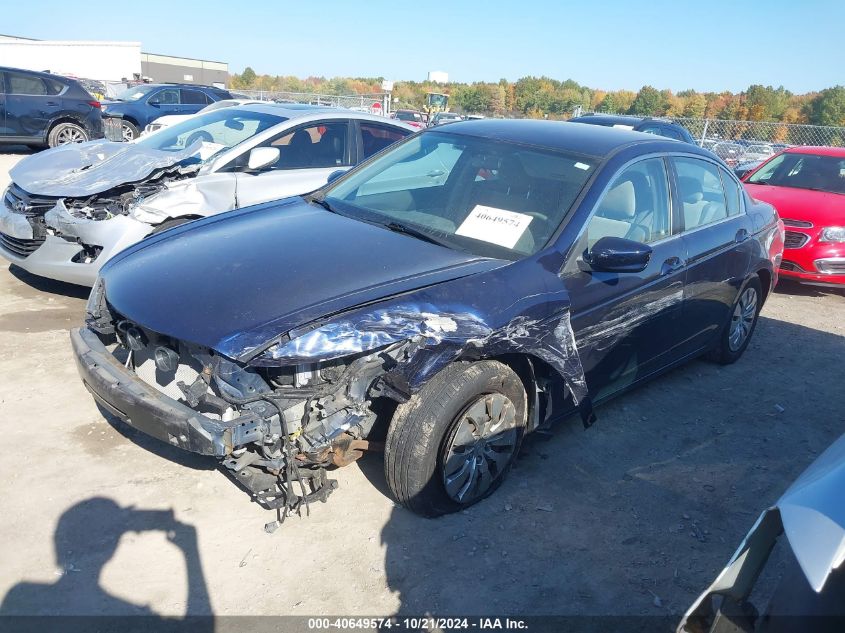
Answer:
181;89;209;105
360;122;410;159
674;157;729;231
6;72;47;96
719;167;743;216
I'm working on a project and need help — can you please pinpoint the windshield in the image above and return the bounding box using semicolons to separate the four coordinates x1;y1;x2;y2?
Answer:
322;131;597;259
114;85;157;102
135;108;286;156
747;152;845;194
396;111;422;122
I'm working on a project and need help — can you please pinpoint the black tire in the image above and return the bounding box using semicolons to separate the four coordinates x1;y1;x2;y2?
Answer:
121;121;140;142
384;360;527;517
708;276;762;365
47;122;88;147
150;217;194;235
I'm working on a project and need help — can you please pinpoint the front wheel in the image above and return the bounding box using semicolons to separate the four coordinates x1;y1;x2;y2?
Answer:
121;121;140;142
708;276;762;365
384;360;527;517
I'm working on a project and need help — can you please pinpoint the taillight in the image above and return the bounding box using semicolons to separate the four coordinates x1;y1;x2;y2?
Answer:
88;101;101;109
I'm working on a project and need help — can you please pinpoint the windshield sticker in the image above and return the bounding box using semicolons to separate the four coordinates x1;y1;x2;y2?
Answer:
455;205;533;249
574;162;591;170
611;124;635;130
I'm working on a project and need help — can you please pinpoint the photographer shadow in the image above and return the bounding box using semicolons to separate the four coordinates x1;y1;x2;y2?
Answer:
0;497;213;632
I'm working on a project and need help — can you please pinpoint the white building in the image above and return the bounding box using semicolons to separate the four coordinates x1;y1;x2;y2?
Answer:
427;70;449;84
0;34;141;81
0;34;228;87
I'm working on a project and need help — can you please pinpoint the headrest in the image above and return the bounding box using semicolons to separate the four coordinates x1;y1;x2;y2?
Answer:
289;130;312;148
679;176;703;204
600;179;636;219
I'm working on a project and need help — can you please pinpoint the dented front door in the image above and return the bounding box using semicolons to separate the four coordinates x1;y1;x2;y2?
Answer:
561;156;688;401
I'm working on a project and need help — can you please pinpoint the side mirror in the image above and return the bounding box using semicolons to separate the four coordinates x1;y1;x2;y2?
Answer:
584;236;652;273
247;146;280;171
326;169;346;185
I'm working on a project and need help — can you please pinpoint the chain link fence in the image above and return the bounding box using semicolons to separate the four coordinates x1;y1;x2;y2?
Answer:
674;116;845;147
235;90;390;114
580;112;845;167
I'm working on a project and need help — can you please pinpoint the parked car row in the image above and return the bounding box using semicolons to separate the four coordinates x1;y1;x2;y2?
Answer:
0;103;414;285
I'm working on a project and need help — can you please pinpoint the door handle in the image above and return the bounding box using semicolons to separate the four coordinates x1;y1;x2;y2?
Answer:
735;228;749;243
660;256;685;276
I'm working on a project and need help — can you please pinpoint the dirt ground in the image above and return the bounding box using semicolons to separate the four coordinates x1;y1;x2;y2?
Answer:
0;150;843;628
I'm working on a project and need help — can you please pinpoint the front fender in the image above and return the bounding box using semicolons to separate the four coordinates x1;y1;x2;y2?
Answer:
130;174;237;224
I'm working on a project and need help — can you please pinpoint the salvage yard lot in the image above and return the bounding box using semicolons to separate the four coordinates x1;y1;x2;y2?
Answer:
0;149;843;621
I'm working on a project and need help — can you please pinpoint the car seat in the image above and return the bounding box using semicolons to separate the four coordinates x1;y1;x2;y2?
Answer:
281;130;313;168
318;128;345;166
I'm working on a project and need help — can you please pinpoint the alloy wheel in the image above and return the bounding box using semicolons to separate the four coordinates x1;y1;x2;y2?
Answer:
728;287;758;351
121;123;136;142
56;126;86;144
442;393;519;504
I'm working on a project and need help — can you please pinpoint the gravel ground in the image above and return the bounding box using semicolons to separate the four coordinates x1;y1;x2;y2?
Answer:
0;149;843;628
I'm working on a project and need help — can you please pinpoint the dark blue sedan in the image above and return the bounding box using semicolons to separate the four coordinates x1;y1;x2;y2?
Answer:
72;120;783;517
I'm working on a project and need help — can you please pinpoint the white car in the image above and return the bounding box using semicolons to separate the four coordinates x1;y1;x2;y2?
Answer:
141;99;266;135
0;104;414;286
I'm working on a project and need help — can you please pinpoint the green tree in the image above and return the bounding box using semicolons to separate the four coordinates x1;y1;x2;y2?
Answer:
241;66;257;86
628;86;664;116
808;86;845;126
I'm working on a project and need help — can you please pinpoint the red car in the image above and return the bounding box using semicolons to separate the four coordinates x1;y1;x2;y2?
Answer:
743;146;845;286
392;109;426;129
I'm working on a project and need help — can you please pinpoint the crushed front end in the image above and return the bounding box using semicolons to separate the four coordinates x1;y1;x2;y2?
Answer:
73;279;404;519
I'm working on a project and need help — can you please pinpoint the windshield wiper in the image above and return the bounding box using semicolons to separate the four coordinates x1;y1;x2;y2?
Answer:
382;221;447;247
307;196;340;214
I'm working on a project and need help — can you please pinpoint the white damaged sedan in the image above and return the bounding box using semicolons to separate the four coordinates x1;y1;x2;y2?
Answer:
0;103;413;286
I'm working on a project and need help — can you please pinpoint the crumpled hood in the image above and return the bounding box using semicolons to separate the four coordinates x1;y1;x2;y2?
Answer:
99;198;506;359
9;139;206;198
745;183;845;226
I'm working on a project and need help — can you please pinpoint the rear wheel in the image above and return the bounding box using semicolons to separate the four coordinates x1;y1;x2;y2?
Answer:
708;276;762;364
48;122;88;147
384;360;527;517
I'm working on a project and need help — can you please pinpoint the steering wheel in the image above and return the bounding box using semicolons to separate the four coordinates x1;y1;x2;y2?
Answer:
186;131;213;147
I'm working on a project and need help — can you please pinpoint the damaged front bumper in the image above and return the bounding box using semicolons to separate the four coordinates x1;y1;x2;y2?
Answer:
0;199;154;287
71;327;232;456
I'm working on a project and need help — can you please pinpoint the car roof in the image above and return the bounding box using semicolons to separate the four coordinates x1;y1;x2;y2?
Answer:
784;146;845;157
440;118;691;158
220;102;417;127
570;114;646;126
0;65;76;84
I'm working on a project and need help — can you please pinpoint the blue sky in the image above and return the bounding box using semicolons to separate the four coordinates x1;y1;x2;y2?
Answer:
3;0;841;93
